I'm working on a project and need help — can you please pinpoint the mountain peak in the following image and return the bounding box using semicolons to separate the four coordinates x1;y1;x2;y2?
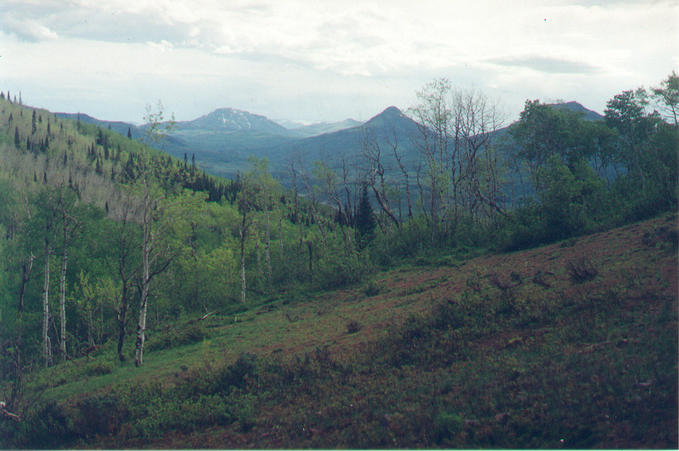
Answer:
548;101;603;121
378;106;403;117
364;106;414;129
179;108;289;134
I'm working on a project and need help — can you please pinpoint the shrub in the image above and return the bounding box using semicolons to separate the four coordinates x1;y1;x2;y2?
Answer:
214;352;258;392
146;323;205;352
74;393;126;437
566;257;598;283
434;411;464;441
346;321;362;334
363;279;380;297
82;360;113;377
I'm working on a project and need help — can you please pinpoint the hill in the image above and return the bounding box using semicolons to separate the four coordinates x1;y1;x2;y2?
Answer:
288;118;363;137
547;101;603;121
4;213;676;448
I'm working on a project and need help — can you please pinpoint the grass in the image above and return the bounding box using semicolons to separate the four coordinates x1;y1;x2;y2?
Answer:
1;213;676;448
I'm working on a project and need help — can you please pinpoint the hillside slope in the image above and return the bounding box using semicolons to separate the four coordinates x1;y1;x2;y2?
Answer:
7;213;676;449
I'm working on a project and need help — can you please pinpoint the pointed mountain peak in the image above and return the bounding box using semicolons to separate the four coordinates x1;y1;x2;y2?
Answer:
548;101;603;121
377;105;404;117
364;106;414;128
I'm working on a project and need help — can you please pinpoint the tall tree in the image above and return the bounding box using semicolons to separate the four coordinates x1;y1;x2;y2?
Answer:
355;184;376;249
56;187;80;360
651;71;679;127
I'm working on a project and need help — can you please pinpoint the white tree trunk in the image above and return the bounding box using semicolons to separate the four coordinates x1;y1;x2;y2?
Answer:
42;240;52;367
265;210;271;284
135;189;152;367
279;216;284;256
240;223;247;304
59;246;68;359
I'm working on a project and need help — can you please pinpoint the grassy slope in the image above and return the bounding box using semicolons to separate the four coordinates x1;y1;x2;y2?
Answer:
10;213;678;449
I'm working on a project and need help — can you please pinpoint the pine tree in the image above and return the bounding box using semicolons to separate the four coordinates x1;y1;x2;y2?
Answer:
127;127;132;139
356;184;376;248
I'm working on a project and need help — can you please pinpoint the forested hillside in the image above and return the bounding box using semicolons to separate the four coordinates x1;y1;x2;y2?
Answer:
0;72;677;448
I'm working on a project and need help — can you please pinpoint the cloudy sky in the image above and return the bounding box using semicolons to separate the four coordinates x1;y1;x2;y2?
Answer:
1;0;677;125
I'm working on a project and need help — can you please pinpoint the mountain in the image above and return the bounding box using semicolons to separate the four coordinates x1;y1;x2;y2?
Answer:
55;112;140;138
548;101;604;121
242;106;422;179
175;107;291;135
54;112;190;149
289;118;363;137
59;101;606;184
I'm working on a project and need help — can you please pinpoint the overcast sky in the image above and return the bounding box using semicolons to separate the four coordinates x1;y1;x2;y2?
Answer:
1;0;677;125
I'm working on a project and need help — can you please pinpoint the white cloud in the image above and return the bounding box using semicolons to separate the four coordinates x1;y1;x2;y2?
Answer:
0;0;676;122
3;13;59;41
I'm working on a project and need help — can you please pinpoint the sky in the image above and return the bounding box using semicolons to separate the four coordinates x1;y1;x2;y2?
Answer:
1;0;677;125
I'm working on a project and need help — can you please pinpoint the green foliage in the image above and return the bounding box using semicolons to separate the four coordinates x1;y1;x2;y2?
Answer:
0;75;677;448
81;360;114;377
146;323;206;352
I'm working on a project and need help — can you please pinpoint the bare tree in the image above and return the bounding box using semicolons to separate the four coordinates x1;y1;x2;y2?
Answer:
361;127;400;229
410;79;506;238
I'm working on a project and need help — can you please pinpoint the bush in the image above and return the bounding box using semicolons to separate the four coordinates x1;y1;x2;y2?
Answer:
214;352;258;392
82;360;113;377
566;257;598;283
19;401;77;448
434;411;464;441
74;393;126;437
146;323;205;352
346;321;362;334
363;279;380;297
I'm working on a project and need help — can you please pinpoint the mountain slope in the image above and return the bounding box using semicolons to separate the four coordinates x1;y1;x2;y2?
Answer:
289;118;363;137
246;106;422;177
548;101;603;121
175;108;291;135
13;212;677;449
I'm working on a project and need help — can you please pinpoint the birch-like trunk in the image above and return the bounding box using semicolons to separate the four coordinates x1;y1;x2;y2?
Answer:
135;190;152;367
87;307;94;347
42;239;52;367
59;246;68;359
240;222;247;304
279;216;284;256
18;254;34;313
117;283;128;361
265;210;271;284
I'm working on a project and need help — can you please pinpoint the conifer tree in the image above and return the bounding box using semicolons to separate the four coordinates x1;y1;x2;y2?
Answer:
356;184;376;248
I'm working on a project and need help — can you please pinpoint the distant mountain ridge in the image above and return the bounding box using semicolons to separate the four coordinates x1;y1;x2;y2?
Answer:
55;112;139;138
55;101;605;181
289;119;363;137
